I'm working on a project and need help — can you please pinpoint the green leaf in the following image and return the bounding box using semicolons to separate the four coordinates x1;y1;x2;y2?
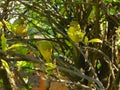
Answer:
88;38;102;43
84;36;89;43
21;87;27;90
8;43;26;50
45;62;55;75
16;61;33;70
65;40;72;47
1;34;7;51
97;63;102;70
0;79;3;86
8;43;28;55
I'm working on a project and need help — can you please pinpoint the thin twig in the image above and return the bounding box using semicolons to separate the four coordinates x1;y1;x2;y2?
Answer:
57;66;105;90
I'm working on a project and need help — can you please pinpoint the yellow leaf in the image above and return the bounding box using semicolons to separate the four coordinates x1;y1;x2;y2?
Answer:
115;29;120;33
7;43;26;50
84;36;89;43
3;20;12;31
88;38;102;43
1;59;14;78
56;32;63;38
1;59;10;70
1;34;7;51
45;62;56;68
0;22;3;28
37;41;53;62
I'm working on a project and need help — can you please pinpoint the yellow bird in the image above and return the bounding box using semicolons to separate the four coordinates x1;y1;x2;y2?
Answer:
37;41;53;62
67;21;85;43
12;18;28;36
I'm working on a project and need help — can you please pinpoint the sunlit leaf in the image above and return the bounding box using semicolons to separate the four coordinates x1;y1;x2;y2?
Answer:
23;77;29;83
1;60;12;77
45;62;55;75
8;43;26;50
16;61;33;70
1;34;7;51
0;22;3;28
115;29;120;33
8;43;28;55
45;62;56;68
3;20;12;31
84;36;89;43
88;38;102;43
1;59;10;70
56;32;63;38
97;63;102;70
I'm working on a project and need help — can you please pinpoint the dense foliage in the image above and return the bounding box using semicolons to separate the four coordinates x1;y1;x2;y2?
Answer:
0;0;120;90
